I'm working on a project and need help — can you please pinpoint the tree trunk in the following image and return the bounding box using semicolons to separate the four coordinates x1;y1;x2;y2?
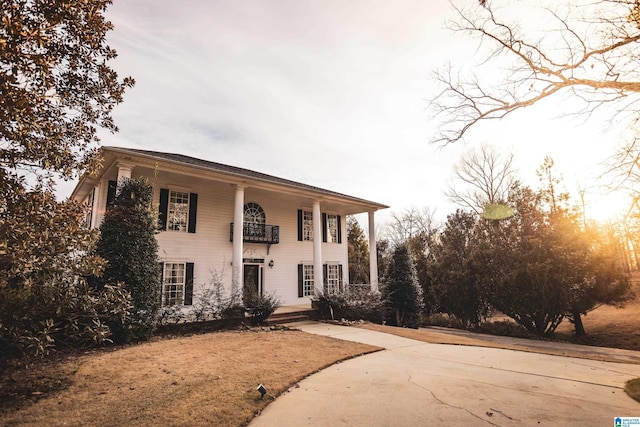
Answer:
396;307;403;327
573;310;586;337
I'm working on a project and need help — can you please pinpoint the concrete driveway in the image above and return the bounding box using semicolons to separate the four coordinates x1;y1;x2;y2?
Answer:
249;321;640;426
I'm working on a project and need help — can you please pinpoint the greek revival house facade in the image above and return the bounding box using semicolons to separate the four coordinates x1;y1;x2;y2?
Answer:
72;147;388;310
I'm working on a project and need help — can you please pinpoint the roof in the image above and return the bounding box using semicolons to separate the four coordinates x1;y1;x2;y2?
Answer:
97;146;389;211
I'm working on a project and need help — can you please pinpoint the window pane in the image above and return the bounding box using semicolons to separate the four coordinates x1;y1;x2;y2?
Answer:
303;210;313;241
162;263;185;306
303;264;314;296
168;191;189;231
326;264;340;295
327;214;338;243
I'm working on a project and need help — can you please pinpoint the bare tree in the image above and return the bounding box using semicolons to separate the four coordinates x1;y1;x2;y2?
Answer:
432;0;640;144
446;143;517;214
384;207;438;248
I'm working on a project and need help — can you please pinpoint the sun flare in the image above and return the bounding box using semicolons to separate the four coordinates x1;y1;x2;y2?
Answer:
584;190;632;224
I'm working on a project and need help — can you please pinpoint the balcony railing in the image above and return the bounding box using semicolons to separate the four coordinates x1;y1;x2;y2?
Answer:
230;223;280;244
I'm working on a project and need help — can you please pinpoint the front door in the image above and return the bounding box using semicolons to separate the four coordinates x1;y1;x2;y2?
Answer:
243;261;263;304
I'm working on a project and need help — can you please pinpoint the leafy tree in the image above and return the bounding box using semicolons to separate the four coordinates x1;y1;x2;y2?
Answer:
93;178;161;342
429;210;488;327
381;244;423;328
0;186;131;359
433;0;640;144
347;216;369;284
2;0;134;184
1;0;133;357
481;184;572;336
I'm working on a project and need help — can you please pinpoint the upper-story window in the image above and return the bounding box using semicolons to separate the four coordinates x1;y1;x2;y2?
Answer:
158;188;198;233
302;210;313;241
169;190;190;231
326;214;339;243
244;202;266;237
244;202;265;225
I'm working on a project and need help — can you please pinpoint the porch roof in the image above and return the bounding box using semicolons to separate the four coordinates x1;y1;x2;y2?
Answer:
74;146;389;214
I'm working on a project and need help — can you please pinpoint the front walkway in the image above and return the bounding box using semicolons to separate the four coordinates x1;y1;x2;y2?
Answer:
250;321;640;426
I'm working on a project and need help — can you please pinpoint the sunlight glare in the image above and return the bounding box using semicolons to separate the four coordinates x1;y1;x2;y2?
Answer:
584;190;632;224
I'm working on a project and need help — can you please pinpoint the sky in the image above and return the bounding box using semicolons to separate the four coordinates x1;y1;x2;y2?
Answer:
60;0;632;229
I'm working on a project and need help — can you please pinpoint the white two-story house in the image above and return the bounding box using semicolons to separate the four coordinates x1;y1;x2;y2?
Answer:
72;146;388;310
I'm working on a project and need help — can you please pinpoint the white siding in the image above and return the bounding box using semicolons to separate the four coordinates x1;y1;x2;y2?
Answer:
96;167;350;308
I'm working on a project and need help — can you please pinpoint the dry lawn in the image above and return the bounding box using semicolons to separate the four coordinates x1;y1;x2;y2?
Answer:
0;328;379;427
555;303;640;351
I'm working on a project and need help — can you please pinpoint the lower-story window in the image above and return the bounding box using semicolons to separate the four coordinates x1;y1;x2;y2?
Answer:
298;264;315;297
303;264;314;297
325;263;342;295
162;263;185;306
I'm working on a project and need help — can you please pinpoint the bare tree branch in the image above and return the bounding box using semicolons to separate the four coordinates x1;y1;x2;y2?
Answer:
432;0;640;144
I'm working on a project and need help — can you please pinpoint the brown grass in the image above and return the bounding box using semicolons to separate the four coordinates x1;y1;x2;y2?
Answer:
0;328;380;427
555;303;640;351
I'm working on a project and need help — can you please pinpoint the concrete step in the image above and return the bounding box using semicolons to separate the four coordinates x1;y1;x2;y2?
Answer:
267;309;318;325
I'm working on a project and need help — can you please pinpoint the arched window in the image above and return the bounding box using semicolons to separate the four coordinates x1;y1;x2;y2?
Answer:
244;202;266;237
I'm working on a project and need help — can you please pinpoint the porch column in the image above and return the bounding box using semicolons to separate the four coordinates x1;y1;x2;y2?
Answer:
368;211;379;292
116;162;134;183
232;185;245;295
312;200;323;294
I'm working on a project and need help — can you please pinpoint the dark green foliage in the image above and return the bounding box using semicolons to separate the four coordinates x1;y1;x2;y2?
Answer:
481;183;632;337
312;286;384;323
244;290;280;326
428;210;488;328
0;184;131;359
347;216;370;284
381;244;424;328
94;178;161;341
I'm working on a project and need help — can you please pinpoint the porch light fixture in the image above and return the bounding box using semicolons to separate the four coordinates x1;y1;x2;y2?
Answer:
257;384;267;399
268;259;274;268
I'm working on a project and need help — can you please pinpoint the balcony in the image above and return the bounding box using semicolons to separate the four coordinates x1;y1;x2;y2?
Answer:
230;222;280;244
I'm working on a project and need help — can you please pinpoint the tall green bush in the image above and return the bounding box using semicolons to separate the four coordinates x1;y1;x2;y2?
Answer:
381;244;423;328
93;177;161;342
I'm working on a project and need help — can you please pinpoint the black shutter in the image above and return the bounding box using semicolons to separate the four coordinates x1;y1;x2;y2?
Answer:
106;180;117;207
339;264;344;292
188;193;198;233
337;215;342;243
185;262;194;306
159;262;165;305
323;264;328;294
297;209;303;241
322;213;327;243
159;188;169;230
298;264;303;297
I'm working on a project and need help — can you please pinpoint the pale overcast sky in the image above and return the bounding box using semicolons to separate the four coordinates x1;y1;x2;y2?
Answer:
61;0;630;226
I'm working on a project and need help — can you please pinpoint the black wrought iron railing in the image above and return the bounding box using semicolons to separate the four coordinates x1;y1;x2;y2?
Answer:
230;223;280;244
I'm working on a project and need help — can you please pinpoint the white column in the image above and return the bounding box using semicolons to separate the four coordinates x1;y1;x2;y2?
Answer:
232;185;245;296
368;211;379;292
90;183;100;229
312;200;323;294
116;162;134;182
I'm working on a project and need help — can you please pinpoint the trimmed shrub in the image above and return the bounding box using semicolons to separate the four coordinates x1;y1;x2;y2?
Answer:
245;291;280;326
313;287;383;323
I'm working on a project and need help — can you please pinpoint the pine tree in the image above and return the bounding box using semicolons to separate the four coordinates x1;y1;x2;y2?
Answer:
381;244;423;328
